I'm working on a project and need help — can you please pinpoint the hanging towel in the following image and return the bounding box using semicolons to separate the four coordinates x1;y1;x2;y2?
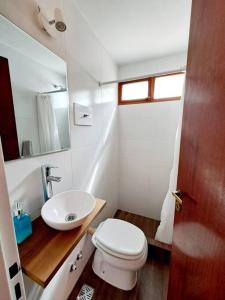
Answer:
36;94;61;153
21;140;33;157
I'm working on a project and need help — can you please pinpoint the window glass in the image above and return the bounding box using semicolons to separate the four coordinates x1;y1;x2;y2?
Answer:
121;81;148;101
154;73;185;99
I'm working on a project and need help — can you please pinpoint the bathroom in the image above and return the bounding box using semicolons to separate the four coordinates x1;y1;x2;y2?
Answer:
1;1;225;299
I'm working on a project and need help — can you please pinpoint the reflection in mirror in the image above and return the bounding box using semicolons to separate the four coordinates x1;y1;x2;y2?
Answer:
0;16;70;161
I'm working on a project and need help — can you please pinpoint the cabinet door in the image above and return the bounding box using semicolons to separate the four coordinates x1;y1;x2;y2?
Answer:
37;234;94;300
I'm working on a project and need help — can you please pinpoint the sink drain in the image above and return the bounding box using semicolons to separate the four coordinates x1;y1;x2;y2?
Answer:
65;213;77;222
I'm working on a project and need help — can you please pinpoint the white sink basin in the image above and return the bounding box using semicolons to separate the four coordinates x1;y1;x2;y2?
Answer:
41;190;96;230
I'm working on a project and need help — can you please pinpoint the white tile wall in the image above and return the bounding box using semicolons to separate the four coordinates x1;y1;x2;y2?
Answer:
5;150;73;220
68;58;118;219
118;101;180;220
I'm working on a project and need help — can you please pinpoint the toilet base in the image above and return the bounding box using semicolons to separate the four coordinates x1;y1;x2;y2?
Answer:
92;249;137;291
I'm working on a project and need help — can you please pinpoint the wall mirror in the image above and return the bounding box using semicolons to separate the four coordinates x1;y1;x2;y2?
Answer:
0;16;70;161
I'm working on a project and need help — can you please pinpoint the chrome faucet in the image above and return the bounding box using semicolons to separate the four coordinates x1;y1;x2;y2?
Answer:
41;165;62;201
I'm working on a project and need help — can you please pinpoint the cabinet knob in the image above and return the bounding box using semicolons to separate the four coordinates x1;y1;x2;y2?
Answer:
70;262;77;272
77;251;83;260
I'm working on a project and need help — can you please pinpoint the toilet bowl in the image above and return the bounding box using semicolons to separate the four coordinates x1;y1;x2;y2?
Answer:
92;218;148;290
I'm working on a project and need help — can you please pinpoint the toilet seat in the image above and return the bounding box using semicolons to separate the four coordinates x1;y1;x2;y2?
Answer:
92;218;146;260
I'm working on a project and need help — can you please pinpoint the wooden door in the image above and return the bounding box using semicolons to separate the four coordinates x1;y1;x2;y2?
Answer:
168;1;225;299
0;56;20;161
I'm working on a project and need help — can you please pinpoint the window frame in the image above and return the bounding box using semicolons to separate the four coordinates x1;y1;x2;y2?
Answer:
118;71;185;105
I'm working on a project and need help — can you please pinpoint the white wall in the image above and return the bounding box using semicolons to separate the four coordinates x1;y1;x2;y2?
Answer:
118;53;187;220
118;51;187;80
119;102;180;220
0;0;118;297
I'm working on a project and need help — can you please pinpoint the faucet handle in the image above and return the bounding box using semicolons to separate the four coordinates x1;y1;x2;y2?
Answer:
41;164;58;177
42;164;58;170
42;164;58;173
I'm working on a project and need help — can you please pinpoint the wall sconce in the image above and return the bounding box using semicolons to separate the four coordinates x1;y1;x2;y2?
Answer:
37;5;67;36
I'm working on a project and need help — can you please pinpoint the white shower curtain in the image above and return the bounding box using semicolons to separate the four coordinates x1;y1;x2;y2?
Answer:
155;96;184;244
37;94;61;153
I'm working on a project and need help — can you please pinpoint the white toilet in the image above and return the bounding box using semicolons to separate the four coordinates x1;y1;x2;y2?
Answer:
92;218;148;290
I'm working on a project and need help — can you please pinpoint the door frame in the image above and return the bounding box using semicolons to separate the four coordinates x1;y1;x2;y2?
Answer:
0;243;11;300
0;139;26;299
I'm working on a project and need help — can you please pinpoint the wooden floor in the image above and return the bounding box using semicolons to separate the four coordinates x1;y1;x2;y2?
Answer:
114;210;160;242
68;210;171;300
114;210;171;251
69;246;170;300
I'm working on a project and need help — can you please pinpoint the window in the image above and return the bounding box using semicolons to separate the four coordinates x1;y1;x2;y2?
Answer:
154;73;184;100
121;80;149;101
118;72;185;105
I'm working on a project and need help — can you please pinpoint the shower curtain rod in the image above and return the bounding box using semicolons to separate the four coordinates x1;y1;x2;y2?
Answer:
39;88;67;95
99;66;186;86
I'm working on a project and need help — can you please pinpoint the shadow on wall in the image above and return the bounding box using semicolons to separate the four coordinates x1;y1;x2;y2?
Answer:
78;104;118;225
69;59;119;222
86;106;117;191
8;168;44;220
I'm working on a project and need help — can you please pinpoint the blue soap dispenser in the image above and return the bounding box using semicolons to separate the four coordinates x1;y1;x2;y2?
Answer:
13;201;32;244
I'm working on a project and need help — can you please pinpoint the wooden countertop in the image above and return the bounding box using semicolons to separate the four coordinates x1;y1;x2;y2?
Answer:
18;198;106;288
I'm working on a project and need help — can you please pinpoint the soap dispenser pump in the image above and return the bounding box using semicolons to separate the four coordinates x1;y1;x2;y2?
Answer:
13;201;32;244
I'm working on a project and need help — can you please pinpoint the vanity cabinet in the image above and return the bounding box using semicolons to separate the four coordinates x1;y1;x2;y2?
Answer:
41;234;94;300
19;198;106;300
24;234;94;300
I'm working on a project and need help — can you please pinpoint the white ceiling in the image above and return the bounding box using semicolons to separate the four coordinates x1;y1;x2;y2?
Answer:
75;0;192;66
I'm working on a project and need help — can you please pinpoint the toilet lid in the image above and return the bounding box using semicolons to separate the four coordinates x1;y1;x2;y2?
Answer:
93;218;146;257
